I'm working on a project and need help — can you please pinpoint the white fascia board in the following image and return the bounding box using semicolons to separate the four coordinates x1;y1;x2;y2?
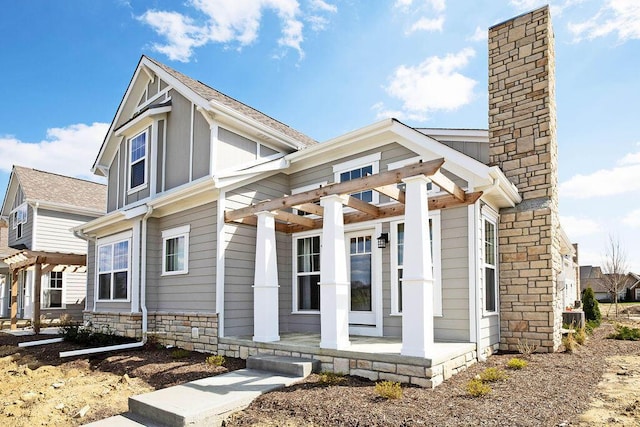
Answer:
115;105;171;137
417;128;488;143
558;225;574;255
0;171;18;216
207;100;304;151
75;210;126;235
147;176;218;210
488;167;521;204
25;199;104;218
214;156;289;179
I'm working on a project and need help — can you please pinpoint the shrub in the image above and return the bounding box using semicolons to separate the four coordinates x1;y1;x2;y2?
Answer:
506;357;528;370
60;322;134;347
479;367;508;382
171;348;191;359
319;371;345;385
516;338;538;357
562;332;577;353
206;355;225;366
375;381;402;399
575;327;587;345
466;378;491;397
609;324;640;341
582;287;601;326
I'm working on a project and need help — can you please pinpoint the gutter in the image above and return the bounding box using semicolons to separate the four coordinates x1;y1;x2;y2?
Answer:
73;228;97;312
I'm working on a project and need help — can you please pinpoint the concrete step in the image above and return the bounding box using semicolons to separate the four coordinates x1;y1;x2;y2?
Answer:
246;355;320;377
83;413;161;426
126;368;305;427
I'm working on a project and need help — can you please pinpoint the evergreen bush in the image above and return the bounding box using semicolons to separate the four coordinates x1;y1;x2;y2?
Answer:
582;287;601;326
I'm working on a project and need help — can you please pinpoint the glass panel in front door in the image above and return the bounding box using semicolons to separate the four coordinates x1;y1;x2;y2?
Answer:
350;235;372;311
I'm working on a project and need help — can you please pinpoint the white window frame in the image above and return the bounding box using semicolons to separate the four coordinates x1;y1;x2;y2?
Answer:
96;231;132;302
387;156;441;194
128;129;148;193
333;152;381;205
42;271;64;309
12;203;27;239
390;211;442;316
482;208;499;315
161;225;191;276
292;231;322;314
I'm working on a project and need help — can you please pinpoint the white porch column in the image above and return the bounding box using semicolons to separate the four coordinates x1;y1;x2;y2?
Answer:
253;211;280;342
319;194;351;350
401;175;434;358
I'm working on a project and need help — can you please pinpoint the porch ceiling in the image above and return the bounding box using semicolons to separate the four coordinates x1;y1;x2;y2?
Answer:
225;158;483;233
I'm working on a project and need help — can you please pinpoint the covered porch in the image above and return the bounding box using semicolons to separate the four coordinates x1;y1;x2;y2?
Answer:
218;332;477;388
224;158;482;362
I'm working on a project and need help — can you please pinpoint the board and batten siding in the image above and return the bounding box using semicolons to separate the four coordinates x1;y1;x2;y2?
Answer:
146;202;217;312
34;209;94;254
224;173;290;337
382;206;470;341
164;89;192;190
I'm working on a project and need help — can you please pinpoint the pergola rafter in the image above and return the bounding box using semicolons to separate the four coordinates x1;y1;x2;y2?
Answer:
224;158;481;233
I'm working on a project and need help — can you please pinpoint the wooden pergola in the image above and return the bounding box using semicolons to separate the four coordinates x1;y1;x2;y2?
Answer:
3;250;86;332
225;158;482;231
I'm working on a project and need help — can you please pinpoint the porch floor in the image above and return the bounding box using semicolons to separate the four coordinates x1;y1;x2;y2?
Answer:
220;332;475;367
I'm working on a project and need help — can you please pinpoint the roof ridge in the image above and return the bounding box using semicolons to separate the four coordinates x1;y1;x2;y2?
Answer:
14;165;106;186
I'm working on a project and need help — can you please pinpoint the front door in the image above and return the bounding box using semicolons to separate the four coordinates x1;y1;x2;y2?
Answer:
346;230;377;326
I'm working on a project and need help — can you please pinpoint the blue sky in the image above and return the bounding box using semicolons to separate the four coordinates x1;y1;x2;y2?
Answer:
0;0;639;271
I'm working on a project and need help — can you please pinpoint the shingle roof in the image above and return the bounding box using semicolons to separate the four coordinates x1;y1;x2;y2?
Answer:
13;166;106;213
145;56;317;149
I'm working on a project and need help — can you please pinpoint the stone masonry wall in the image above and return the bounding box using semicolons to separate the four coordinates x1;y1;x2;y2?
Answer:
488;6;562;352
83;311;219;353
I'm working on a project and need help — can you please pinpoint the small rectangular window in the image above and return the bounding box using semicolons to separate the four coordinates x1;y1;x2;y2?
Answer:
295;235;320;311
43;271;63;308
162;225;190;275
339;165;374;202
129;131;147;190
13;204;27;239
484;219;497;312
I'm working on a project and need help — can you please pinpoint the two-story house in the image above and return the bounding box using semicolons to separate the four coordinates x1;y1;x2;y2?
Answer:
78;6;572;387
0;166;106;327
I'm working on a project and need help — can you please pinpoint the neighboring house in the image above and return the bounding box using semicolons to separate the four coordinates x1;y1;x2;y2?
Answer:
0;166;106;325
78;7;571;387
580;265;630;302
0;218;18;317
627;273;640;302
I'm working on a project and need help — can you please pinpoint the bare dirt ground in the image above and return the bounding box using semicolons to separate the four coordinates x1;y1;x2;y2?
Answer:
0;334;244;426
0;316;638;427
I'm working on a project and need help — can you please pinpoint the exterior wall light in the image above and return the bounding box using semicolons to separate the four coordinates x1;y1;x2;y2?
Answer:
377;233;389;249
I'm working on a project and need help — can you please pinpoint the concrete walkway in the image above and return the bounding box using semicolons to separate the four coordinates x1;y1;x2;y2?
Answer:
84;356;318;427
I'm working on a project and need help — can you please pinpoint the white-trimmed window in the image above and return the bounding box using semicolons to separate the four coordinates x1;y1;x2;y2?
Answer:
292;182;327;216
43;272;63;308
162;225;190;275
333;153;380;204
483;216;498;313
294;234;321;311
129;130;148;191
97;232;131;301
390;211;442;316
387;156;441;194
12;203;27;239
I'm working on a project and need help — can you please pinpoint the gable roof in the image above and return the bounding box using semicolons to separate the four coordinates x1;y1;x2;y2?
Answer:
145;56;317;149
8;166;106;214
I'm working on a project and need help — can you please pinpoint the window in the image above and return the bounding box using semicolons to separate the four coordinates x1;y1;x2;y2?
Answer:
484;218;498;313
162;225;190;275
333;153;380;205
43;272;63;308
129;131;147;190
291;182;327;216
295;235;321;311
390;212;442;315
12;204;27;239
97;237;130;301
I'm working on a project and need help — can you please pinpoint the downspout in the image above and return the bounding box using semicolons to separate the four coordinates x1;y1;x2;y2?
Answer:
73;228;97;313
474;201;486;362
140;205;154;343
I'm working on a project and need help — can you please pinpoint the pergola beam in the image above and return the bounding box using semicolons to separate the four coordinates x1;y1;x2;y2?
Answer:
273;210;316;228
225;159;445;222
375;184;406;204
429;170;466;202
292;203;324;216
344;196;381;217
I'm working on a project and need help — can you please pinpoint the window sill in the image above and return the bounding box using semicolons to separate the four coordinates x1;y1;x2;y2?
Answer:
127;183;148;195
291;311;320;315
390;312;444;317
161;271;189;277
483;311;499;318
96;299;131;303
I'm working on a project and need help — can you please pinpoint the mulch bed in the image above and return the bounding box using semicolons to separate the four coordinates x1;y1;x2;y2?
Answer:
0;332;245;389
226;322;640;427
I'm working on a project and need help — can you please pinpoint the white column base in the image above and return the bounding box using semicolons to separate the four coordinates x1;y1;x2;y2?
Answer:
319;281;351;350
401;277;434;358
252;284;280;343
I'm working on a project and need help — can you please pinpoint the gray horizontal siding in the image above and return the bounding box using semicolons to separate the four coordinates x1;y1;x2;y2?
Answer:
35;209;94;254
147;202;217;313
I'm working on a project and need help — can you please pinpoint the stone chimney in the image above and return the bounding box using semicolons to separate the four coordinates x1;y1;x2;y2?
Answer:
488;6;562;352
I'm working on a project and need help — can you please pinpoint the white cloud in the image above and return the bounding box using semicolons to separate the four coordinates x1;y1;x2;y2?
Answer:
560;215;602;238
138;0;336;62
569;0;640;42
377;48;476;121
509;0;546;10
560;146;640;199
622;209;640;228
0;123;108;182
406;16;444;34
468;26;487;42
